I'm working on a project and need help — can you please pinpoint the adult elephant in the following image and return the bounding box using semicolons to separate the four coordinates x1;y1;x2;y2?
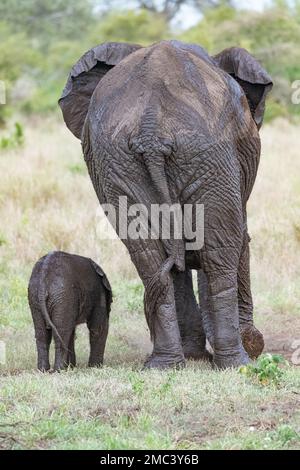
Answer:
59;40;272;369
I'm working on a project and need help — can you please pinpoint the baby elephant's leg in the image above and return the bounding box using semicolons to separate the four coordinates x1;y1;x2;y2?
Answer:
29;276;52;371
36;327;52;372
31;307;52;371
52;300;76;371
66;329;76;368
53;332;72;371
87;300;109;367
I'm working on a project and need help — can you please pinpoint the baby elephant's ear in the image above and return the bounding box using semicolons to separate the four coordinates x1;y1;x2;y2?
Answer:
214;47;273;129
90;259;112;314
59;42;141;139
90;259;111;292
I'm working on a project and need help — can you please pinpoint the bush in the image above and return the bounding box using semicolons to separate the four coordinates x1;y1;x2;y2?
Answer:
181;3;300;121
1;2;300;122
0;122;24;150
239;353;288;386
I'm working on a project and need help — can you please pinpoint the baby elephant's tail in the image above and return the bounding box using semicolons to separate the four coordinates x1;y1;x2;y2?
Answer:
38;252;66;349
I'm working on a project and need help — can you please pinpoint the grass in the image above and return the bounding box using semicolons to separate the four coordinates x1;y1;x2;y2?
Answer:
0;364;299;450
0;116;300;450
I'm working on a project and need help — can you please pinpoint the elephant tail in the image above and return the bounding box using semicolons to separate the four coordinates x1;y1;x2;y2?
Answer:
130;131;185;340
38;252;66;349
144;153;185;286
130;132;185;281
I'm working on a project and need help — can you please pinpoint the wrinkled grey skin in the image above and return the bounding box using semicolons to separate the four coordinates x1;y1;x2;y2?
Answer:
28;251;112;371
59;40;272;369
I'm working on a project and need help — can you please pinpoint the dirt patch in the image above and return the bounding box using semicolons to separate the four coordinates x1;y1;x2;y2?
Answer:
264;333;300;366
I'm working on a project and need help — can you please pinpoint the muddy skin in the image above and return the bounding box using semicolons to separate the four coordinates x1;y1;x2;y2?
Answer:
28;251;112;372
59;40;272;370
240;324;264;359
197;230;265;361
174;270;212;362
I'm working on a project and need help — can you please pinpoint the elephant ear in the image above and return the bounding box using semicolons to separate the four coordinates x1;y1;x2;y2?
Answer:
89;259;113;315
214;47;273;129
59;42;141;139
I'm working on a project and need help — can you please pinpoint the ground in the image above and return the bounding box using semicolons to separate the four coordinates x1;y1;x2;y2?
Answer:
0;117;299;450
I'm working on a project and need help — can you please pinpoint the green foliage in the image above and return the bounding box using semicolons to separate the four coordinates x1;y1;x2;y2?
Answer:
0;232;7;246
272;424;300;446
0;21;39;123
0;271;29;329
181;4;237;50
0;22;37;83
0;0;95;45
67;163;86;175
181;2;300;120
90;9;169;45
0;123;24;150
115;280;144;313
264;99;289;123
239;353;288;386
0;0;299;121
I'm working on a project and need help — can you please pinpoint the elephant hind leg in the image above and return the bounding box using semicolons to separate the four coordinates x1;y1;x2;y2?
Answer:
238;229;264;358
87;303;109;367
53;329;73;371
206;266;249;369
200;210;250;369
198;250;264;360
36;327;52;372
124;238;185;369
29;265;52;371
66;329;76;368
31;305;52;372
52;300;77;372
174;270;211;361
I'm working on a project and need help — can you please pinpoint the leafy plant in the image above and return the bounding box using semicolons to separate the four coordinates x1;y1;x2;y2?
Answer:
0;122;24;150
126;283;144;312
239;353;288;386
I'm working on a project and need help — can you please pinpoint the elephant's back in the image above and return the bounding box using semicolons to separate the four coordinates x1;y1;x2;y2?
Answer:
88;40;247;148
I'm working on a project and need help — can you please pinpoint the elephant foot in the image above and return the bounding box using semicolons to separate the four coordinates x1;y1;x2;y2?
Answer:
213;347;251;369
53;365;75;372
240;324;264;359
186;349;213;362
143;353;186;370
183;339;212;362
66;362;76;369
88;360;103;368
53;360;68;372
38;364;50;372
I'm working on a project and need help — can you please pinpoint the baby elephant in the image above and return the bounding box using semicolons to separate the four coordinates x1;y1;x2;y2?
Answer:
28;251;112;371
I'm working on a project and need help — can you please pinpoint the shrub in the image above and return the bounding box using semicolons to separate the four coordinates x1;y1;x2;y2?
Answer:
0;122;24;150
239;353;288;386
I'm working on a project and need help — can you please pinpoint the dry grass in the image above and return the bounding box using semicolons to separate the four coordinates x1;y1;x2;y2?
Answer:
0;117;135;278
249;119;300;335
0;116;299;450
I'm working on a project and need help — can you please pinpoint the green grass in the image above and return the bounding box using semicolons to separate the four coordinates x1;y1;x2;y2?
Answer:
1;361;299;450
0;271;299;450
0;118;300;449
